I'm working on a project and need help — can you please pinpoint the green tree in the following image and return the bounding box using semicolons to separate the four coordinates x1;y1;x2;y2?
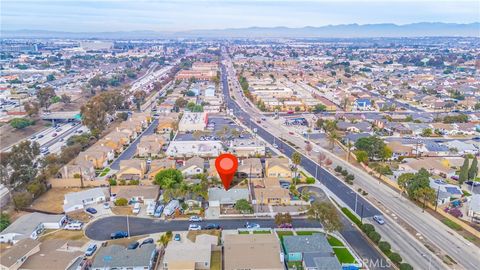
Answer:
154;169;183;189
459;157;469;185
355;136;387;161
37;86;56;109
354;150;369;164
468;156;478;180
368;230;381;244
23;101;40;117
399;263;414;270
397;172;415;195
291;151;302;179
10;118;34;129
175;97;188;108
0;213;10;232
421;128;433;137
12;192;32;209
235;199;253;214
114;197;128;206
414;187;436;211
389;252;403;265
378;241;392;255
274;213;292;226
313;104;327;112
306;202;343;233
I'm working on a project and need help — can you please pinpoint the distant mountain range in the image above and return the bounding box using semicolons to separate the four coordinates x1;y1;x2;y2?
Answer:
2;22;479;39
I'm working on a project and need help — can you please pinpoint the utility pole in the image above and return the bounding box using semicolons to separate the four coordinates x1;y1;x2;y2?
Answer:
127;215;130;238
434;186;440;212
360;204;364;223
354;193;358;214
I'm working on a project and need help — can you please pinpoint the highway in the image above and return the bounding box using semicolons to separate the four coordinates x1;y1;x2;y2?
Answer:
220;53;474;269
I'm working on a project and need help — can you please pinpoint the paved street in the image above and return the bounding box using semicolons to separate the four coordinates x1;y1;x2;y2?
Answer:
110;118;159;170
220;57;472;269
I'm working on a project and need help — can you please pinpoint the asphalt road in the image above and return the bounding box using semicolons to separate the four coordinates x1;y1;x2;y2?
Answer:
110;118;159;170
85;216;320;240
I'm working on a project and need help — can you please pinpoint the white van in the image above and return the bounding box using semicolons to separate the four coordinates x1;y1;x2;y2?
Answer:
64;222;83;230
132;203;141;214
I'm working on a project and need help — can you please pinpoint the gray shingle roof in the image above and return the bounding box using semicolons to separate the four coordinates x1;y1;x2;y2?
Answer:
283;233;333;254
208;187;249;204
0;213;65;240
303;252;342;270
91;244;156;268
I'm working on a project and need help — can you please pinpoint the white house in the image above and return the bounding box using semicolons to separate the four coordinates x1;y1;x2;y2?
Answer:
166;141;223;158
178;112;208;132
63;187;109;213
180;156;205;177
0;213;66;244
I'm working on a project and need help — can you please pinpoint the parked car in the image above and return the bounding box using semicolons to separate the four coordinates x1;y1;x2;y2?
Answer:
85;244;97;256
245;222;260;229
85;207;97;214
174;234;181;241
154;204;164;217
64;222;83;230
103;202;110;209
278;223;293;229
127;241;139;250
188;224;202;231
373;215;385;225
52;133;58;137
110;231;128;239
188;215;202;222
38;134;44;138
140;238;154;247
132;203;141;214
205;223;221;230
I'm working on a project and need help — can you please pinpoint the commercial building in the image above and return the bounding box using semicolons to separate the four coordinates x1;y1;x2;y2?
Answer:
178;112;208;132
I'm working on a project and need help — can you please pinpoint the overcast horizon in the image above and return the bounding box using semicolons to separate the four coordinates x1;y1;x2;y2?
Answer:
2;0;479;33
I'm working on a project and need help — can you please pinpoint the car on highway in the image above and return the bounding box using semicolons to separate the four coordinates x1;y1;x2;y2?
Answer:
85;207;97;214
188;224;202;231
30;135;36;140
127;241;139;250
56;128;62;132
77;130;83;133
204;223;221;230
373;215;385;225
85;243;97;256
273;143;278;148
38;134;44;138
189;215;202;222
289;131;294;135
110;231;128;239
245;222;260;229
52;133;58;137
140;238;154;247
174;233;181;241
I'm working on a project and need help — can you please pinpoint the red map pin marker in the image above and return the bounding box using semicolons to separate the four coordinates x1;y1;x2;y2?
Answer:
215;153;238;191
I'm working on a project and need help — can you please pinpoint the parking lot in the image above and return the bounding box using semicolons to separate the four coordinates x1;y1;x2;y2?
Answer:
175;114;253;141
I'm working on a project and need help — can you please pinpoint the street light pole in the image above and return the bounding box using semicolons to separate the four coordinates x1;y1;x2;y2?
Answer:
127;215;130;239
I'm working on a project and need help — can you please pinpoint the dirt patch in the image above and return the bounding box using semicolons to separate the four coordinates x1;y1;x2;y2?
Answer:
40;229;88;243
68;211;92;223
31;187;82;213
186;230;221;243
0;118;50;149
111;206;133;216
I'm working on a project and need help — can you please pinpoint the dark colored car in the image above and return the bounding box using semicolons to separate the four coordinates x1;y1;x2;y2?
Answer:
110;231;128;239
140;238;154;247
127;241;139;250
205;223;221;230
85;207;97;214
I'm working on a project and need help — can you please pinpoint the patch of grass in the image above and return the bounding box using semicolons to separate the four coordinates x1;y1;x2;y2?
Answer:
287;261;303;270
253;230;271;234
211;250;221;270
238;230;250;234
341;207;362;227
276;231;294;241
99;168;111;177
442;218;462;231
40;229;87;242
295;231;320;236
333;247;356;264
462;190;472;196
327;235;345;247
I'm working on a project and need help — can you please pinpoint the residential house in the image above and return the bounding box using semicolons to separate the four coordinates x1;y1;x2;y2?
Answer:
162;234;217;270
398;158;456;179
444;140;478;155
103;131;131;151
156;119;175;134
208;187;249;206
116;159;147;180
166;141;222;158
386;141;413;159
224;234;284;270
0;213;66;244
20;239;83;270
229;139;266;157
336;121;372;133
136;134;165;157
0;239;40;270
253;178;290;205
76;145;115;169
265;158;292;180
148;158;176;179
237;158;263;179
111;185;159;205
467;194;480;222
63;187;109;213
61;159;96;181
180;156;205;177
429;179;463;203
353;98;372;111
90;244;157;270
283;233;341;269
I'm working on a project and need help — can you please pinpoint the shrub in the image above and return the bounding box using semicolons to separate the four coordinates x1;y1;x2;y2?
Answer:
73;173;81;178
362;191;369;196
129;180;140;185
335;166;343;173
10;118;34;129
114;197;128;206
13;192;33;209
389;252;402;265
346;174;355;181
109;179;117;186
378;241;392;255
341;207;362;227
341;169;349;176
399;263;413;270
368;231;381;244
119;179;126;185
0;213;11;232
361;224;375;234
306;177;316;184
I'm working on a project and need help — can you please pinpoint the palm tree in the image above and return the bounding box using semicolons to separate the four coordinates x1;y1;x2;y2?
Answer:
291;152;302;179
327;131;339;151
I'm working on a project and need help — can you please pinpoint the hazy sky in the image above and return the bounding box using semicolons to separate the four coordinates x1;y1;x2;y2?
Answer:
2;0;479;32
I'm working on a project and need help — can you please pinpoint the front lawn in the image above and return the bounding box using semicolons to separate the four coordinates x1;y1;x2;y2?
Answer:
327;235;345;247
442;218;462;231
296;231;321;236
211;251;221;270
276;231;294;241
333;247;356;264
253;230;271;234
287;261;303;270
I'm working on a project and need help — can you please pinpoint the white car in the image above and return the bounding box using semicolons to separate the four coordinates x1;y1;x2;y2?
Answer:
273;143;278;148
188;224;202;231
189;215;202;222
373;215;385;225
103;202;110;209
132;203;141;214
